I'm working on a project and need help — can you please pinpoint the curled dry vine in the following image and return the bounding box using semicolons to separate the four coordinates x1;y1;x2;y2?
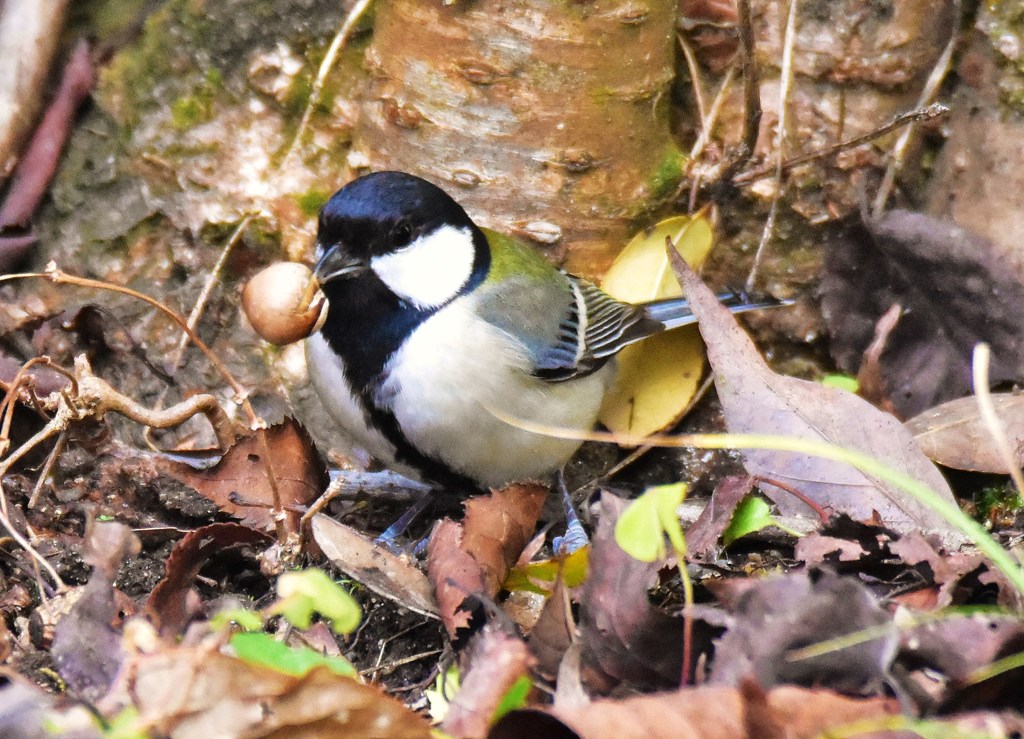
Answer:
0;264;300;591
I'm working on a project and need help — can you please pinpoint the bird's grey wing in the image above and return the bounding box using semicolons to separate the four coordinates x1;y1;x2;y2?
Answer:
477;274;663;382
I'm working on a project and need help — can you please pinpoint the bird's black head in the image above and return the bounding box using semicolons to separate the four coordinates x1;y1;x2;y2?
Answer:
313;172;490;312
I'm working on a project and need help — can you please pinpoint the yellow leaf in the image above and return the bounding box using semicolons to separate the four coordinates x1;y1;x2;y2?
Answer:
598;214;714;437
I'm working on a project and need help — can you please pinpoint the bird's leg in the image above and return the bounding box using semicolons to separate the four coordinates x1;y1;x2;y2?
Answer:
374;490;436;550
553;471;589;555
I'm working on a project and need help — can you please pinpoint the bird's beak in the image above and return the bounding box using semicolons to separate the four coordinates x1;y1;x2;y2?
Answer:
313;243;368;284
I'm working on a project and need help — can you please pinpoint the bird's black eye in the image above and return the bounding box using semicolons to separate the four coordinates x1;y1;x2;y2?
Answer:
391;221;414;248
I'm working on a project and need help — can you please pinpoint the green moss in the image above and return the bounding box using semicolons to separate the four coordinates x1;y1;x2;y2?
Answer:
296;189;332;217
970;483;1023;526
647;145;687;201
169;66;223;130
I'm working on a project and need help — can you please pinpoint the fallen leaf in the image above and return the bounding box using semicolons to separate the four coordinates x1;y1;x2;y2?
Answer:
822;211;1024;417
442;626;535;739
462;483;549;595
527;576;575;679
147;523;273;637
599;214;714;437
578;493;686;691
671;252;966;546
52;522;139;703
709;569;897;693
490;683;898;739
685;475;756;558
905;393;1024;474
158;418;326;534
428;519;488;640
122;644;431;738
311;513;438;619
427;483;548;640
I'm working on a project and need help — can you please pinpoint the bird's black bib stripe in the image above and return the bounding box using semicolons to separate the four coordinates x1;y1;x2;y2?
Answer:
316;229;490;491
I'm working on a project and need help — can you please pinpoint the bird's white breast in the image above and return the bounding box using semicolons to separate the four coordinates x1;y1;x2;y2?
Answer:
382;296;613;488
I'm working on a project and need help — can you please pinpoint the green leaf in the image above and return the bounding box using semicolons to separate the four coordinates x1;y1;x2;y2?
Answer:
95;707;147;739
209;607;264;633
425;665;461;723
821;374;859;393
722;495;775;546
615;483;688;562
271;568;361;634
492;676;533;722
229;631;357;678
503;546;590;594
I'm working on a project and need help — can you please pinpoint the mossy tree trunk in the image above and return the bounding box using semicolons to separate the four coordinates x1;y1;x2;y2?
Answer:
350;0;682;277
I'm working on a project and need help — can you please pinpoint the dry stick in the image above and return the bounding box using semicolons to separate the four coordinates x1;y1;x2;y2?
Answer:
870;0;960;218
753;475;829;524
678;33;709;131
744;0;798;295
143;212;255;450
0;271;292;544
0;356;241;589
735;0;762;163
686;66;738;213
171;213;255;371
279;0;374;168
972;344;1024;497
731;104;950;187
27;430;66;509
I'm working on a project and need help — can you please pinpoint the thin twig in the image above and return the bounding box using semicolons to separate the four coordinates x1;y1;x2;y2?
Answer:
754;475;829;523
171;213;255;370
745;0;798;294
972;344;1024;497
27;430;66;509
678;33;709;131
686;65;737;212
871;0;960;217
143;213;255;450
735;0;761;162
279;0;374;168
732;103;949;186
0;270;253;429
689;66;737;163
0;481;66;591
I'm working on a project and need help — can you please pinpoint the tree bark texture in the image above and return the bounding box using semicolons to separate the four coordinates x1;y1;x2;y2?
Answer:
351;0;682;277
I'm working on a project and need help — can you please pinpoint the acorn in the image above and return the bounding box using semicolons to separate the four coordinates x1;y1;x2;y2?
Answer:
242;262;326;345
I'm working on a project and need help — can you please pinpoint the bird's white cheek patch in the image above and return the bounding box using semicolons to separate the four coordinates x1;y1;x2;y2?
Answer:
370;225;475;309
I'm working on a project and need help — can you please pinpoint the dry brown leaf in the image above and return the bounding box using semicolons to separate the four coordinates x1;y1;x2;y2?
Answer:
442;626;534;739
52;522;139;703
906;393;1024;473
122;645;431;738
158;418;326;534
311;513;438;618
146;523;274;637
709;569;896;693
526;576;575;679
427;483;548;641
822;211;1024;418
670;253;966;547
461;483;549;594
491;683;897;739
427;519;488;640
579;493;685;692
686;475;755;558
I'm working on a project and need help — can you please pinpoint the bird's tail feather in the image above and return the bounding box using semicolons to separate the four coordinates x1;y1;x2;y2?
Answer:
643;291;793;332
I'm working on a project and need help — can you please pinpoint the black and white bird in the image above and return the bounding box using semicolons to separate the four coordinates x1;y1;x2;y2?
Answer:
306;171;784;491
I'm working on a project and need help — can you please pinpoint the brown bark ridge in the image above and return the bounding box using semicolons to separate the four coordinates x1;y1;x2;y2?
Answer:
350;0;682;278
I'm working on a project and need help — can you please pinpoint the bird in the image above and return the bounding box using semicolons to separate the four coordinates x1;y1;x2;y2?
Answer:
306;171;786;492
